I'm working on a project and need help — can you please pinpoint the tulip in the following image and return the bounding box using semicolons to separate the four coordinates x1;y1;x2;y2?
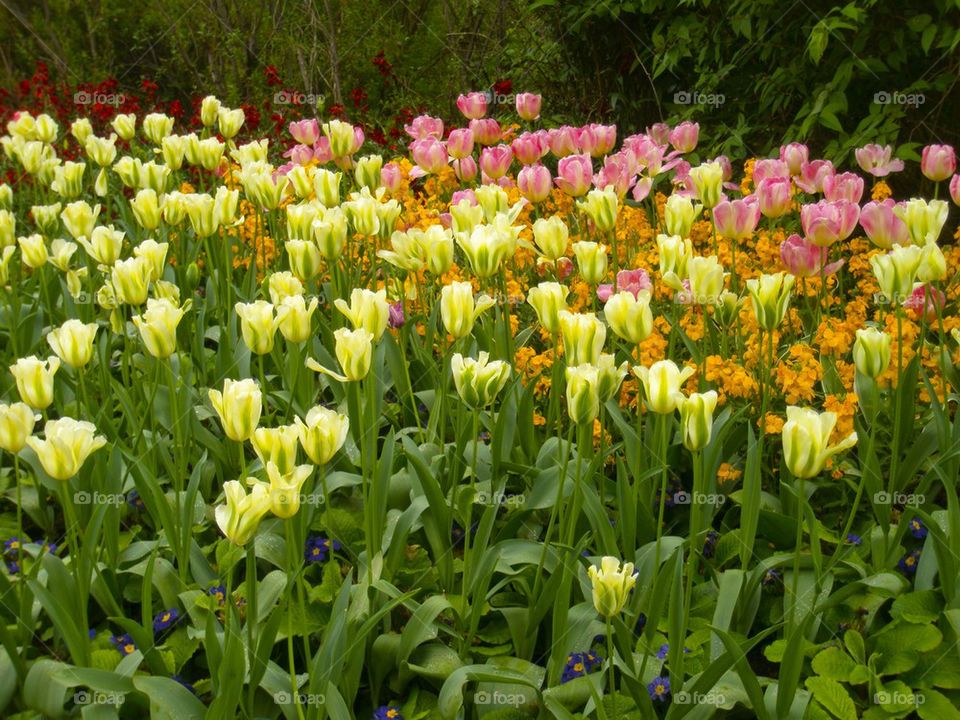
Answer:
779;233;842;278
677;390;719;451
70;118;93;145
312;206;348;259
419;225;455;275
795;159;835;194
60;200;100;242
548;126;580;157
664;255;725;305
597;268;652;302
595;354;629;404
474;185;511;221
0;209;14;247
215;480;271;545
381;162;402;193
468;118;501;146
779;143;809;176
373;199;403;240
235;301;281;355
904;284;945;323
604;290;654;345
516;93;542;121
200;96;221;127
403;115;444;140
852;327;891;379
512;132;548;165
265;462;313;519
334;288;390;341
378;229;426;273
663;194;702;238
565;363;601;425
410;136;449;175
47;320;98;368
554;154;593;197
312;169;342;208
453;156;478;182
296;406;349;465
950;174;960;206
267;272;304;304
217;107;245;139
921;144;956;182
859;199;909;249
854;144;904;177
50;162;86;199
307;328;374;382
209;378;262;442
133;239;169;281
110;256;152;305
576;187;619;232
26;417;106;481
77;225;123;267
668;121;699;153
0;402;36;453
440;282;496;339
142;113;173;146
752;159;791;185
130;189;162;231
342;189;381;236
286;202;322;241
572;241;608;284
112;113;136;141
689;161;724;208
782;406;857;479
746;272;795;331
456;224;514;278
276;295;319;344
870;244;923;305
451;352;512;408
559;311;606;366
517;164;552;203
580;123;617;157
9;355;59;410
446;128;474;159
893;198;949;246
323;119;358;159
822;172;864;204
18;234;47;268
756;177;793;218
251;424;300;475
288;118;320;146
800;200;860;246
183;194;219;237
713;196;761;239
917;242;947;283
527;282;569;335
588;557;637;617
0;246;12;285
634;359;696;414
132;298;190;359
286;240;323;281
354;154;383;191
657;234;692;279
457;92;488;120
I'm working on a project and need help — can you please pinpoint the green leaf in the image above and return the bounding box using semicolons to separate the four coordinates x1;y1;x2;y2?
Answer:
811;647;857;682
804;677;856;720
132;676;206;719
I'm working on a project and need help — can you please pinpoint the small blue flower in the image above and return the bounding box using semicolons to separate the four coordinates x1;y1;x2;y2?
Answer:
898;549;921;575
208;584;226;606
373;706;403;720
908;518;927;540
762;568;782;587
648;675;670;701
561;651;603;683
845;533;862;546
635;613;647;635
153;608;180;635
127;489;145;510
3;537;24;557
656;643;669;660
110;633;137;656
304;535;341;564
702;529;719;558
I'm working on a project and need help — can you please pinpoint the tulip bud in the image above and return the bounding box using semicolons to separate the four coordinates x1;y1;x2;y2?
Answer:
342;189;380;236
746;272;795;331
588;556;637;618
268;272;304;304
314;169;342;207
354;154;383;190
656;234;692;279
604;289;654;345
782;406;857;479
451;352;512;408
251;424;300;475
689;161;724;209
456;224;514;278
132;298;190;359
78;225;124;266
893;198;949;246
633;359;695;414
440;282;496;339
312;206;348;260
527;282;569;335
265;462;313;519
517;164;552;203
851;326;891;379
296;406;349;465
18;234;48;268
217;107;245;139
334;288;390;341
200;96;221;128
532;216;569;261
70;118;93;146
111;113;136;141
276;295;319;344
564;363;601;425
0;402;37;453
870;244;923;305
0;209;15;247
209;378;262;442
112;256;152;305
196;137;225;172
457;92;488;120
664;194;702;238
917;241;947;283
286;239;323;281
559;311;606;366
26;417;106;480
572;241;608;284
9;356;59;409
47;320;98;369
419;225;454;275
215;480;271;545
595;354;629;403
577;187;619;232
322;120;357;158
235;300;281;355
131;189;162;231
60;200;100;242
920;144;956;182
50;161;86;199
677;390;719;451
133;239;169;281
516;92;542;121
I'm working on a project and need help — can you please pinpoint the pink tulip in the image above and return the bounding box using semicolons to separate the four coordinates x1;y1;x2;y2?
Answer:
632;177;653;202
780;233;844;277
800;199;860;246
554;154;594;197
779;143;809;176
647;123;671;146
289;119;320;146
468;118;501;146
597;268;652;301
671;160;692;189
753;159;791;185
580;123;617;157
457;92;488;120
904;284;946;322
515;92;542;121
859;199;908;249
756;177;793;218
446;128;474;159
479;144;513;180
512;131;549;165
453;157;478;182
283;143;314;166
795;159;835;194
381;162;402;193
410;136;449;174
518;164;552;203
626;135;668;176
713;196;761;240
713;155;734;182
854;144;904;177
822;172;864;204
548;126;580;157
451;189;478;207
312;137;333;165
669;121;699;153
404;114;444;140
921;144;956;182
951;175;960;206
593;152;636;197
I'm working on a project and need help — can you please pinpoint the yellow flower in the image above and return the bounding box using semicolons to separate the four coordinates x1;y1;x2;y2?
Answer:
215;480;271;545
209;378;262;442
633;359;695;414
132;298;190;359
9;356;59;409
26;417;106;481
604;290;654;345
334;288;390;341
296;406;350;465
440;281;495;339
587;556;637;617
251;424;300;474
0;402;37;453
559;311;606;366
306;328;374;382
451;352;512;408
782;406;857;479
235;300;281;355
47;320;98;368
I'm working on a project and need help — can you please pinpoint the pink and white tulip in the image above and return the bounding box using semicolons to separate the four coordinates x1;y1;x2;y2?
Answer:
822;172;864;204
780;233;844;277
515;93;542;121
854;144;904;177
800;199;860;246
669;121;699;153
554;154;594;197
456;92;488;120
517;164;552;203
921;144;956;182
859;199;908;249
713;196;761;240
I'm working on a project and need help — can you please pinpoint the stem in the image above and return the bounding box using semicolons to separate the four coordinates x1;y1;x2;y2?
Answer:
790;473;805;628
462;409;481;596
59;482;89;661
653;413;670;569
285;521;306;720
606;617;616;697
246;542;258;714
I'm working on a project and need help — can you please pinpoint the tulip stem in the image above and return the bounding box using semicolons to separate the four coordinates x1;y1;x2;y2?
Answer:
59;482;89;664
284;521;306;720
605;617;616;697
245;542;258;714
653;413;670;570
462;409;481;596
789;472;805;629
